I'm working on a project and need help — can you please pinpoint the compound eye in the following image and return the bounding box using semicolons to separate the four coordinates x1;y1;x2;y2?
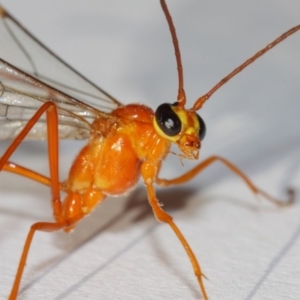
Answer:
197;114;206;141
155;103;181;136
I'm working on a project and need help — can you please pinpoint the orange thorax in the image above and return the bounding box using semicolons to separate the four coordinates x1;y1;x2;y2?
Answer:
66;104;171;196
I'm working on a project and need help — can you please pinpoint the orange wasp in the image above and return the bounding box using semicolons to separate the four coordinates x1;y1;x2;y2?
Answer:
0;1;299;299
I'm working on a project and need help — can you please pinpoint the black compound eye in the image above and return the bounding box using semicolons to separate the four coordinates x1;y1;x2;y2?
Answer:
155;103;181;136
197;114;206;141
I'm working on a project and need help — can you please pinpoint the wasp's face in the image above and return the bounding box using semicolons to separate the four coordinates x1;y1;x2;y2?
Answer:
153;102;206;160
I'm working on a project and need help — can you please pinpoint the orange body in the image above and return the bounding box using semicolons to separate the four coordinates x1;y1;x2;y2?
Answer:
62;104;170;224
0;1;298;299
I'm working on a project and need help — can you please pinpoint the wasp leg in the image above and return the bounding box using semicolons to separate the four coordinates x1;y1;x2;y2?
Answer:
141;162;208;300
156;155;294;206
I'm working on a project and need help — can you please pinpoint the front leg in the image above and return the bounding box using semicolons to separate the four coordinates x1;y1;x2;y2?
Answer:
141;161;208;300
156;155;294;206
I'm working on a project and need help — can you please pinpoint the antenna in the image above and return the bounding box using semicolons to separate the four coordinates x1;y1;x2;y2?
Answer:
193;25;300;110
160;0;186;106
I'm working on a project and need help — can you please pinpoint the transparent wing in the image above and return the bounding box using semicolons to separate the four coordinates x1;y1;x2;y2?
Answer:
0;5;122;140
0;59;97;140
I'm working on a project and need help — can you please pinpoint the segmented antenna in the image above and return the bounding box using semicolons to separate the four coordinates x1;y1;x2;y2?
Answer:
160;0;186;106
193;24;300;111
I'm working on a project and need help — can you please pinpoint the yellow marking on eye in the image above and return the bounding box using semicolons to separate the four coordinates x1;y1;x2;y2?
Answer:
153;105;200;143
153;117;178;142
173;107;200;136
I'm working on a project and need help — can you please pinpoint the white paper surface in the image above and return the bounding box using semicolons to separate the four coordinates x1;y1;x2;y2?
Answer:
0;1;299;299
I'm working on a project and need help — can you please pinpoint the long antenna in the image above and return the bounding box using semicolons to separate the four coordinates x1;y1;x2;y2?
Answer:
160;0;186;106
193;24;300;111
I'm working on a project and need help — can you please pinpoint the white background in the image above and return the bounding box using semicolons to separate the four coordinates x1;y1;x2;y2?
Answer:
0;1;300;299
